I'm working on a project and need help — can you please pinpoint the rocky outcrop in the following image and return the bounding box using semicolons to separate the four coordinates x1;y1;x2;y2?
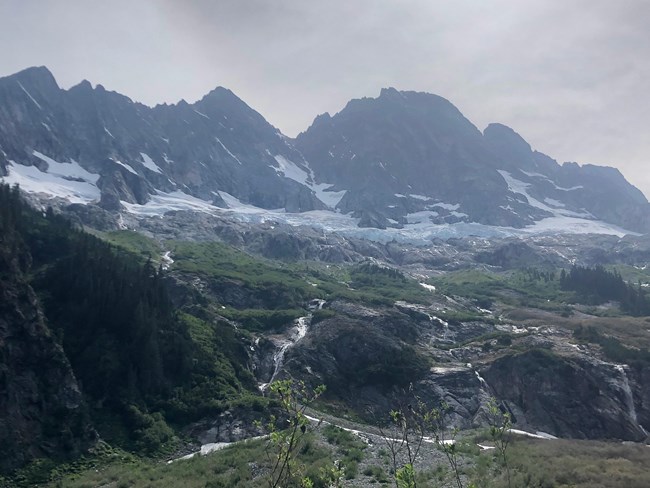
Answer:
275;297;650;442
629;365;650;433
186;408;267;445
475;241;551;269
482;349;648;441
284;302;431;413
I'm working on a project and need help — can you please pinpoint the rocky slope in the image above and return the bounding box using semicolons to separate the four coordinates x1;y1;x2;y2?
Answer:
276;297;650;442
296;88;650;232
0;66;324;212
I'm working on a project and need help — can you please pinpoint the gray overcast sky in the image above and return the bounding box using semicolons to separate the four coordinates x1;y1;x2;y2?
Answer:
2;0;649;196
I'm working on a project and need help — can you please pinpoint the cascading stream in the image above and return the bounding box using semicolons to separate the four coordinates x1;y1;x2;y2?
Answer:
259;301;324;391
614;364;648;436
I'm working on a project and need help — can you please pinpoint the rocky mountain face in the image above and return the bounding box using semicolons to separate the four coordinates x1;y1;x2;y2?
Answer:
0;66;324;213
483;123;650;232
1;67;648;235
296;88;518;228
484;349;649;440
296;88;650;232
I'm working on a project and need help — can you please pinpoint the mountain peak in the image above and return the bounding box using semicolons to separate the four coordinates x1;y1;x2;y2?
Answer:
2;65;59;93
1;65;648;234
200;86;242;104
9;65;55;82
69;79;93;92
484;123;532;153
379;87;402;98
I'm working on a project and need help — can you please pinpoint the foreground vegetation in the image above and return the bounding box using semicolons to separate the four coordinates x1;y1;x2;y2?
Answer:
504;438;650;488
29;380;650;488
35;426;650;488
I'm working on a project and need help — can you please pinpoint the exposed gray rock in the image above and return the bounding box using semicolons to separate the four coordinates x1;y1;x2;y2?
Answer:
483;350;648;441
2;67;648;233
296;89;650;232
0;67;325;215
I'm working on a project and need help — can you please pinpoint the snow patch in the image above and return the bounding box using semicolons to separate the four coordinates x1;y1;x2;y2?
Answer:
498;170;591;218
32;151;99;183
17;81;42;109
406;210;438;224
112;158;138;175
477;444;496;451
432;202;460;210
420;282;436;292
555;184;583;191
168;436;267;463
3;152;100;204
140;152;163;174
215;138;242;165
272;155;310;186
525;216;632;237
121;190;216;216
272;155;346;209
193;109;210;119
543;197;565;208
102;181;636;243
520;170;582;191
508;429;557;440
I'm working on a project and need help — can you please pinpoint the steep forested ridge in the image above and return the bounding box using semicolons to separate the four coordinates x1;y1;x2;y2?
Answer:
0;184;257;474
0;185;96;473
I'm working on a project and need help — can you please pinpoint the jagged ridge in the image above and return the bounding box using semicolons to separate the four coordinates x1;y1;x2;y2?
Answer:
1;67;648;233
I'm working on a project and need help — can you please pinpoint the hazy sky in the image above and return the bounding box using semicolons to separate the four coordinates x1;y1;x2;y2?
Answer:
2;0;649;196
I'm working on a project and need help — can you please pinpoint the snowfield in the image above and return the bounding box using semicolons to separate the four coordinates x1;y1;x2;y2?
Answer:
1;155;635;243
122;188;633;243
3;152;100;204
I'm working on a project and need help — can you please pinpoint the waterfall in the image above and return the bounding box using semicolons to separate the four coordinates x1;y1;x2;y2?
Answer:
259;313;312;392
614;364;647;436
467;362;490;392
161;250;174;270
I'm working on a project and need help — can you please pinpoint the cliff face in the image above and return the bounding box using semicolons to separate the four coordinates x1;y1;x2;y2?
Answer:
482;349;648;441
0;221;96;473
280;298;650;442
